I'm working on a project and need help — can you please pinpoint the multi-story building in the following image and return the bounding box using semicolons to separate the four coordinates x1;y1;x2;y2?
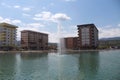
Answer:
64;37;78;50
21;30;48;50
0;22;18;50
77;24;98;49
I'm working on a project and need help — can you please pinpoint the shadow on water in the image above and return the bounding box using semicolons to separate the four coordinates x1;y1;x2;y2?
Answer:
78;51;99;80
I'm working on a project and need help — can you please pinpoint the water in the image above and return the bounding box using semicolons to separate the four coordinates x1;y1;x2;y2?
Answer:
0;50;120;80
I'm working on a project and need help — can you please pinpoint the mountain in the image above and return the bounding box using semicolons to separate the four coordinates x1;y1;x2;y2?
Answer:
100;37;120;40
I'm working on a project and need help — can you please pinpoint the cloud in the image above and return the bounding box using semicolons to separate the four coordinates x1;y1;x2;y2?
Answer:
22;7;31;11
98;25;120;39
34;11;52;21
33;11;71;23
52;13;71;22
49;30;77;43
22;13;31;17
27;23;44;27
12;20;22;24
0;17;21;24
0;16;45;41
13;5;21;9
33;11;71;42
1;3;31;12
1;2;11;8
118;24;120;27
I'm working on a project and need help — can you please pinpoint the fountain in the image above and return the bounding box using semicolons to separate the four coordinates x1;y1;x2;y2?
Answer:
57;22;65;54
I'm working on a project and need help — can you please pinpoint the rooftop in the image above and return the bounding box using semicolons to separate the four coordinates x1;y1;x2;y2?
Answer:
0;22;18;28
21;30;48;35
77;23;98;31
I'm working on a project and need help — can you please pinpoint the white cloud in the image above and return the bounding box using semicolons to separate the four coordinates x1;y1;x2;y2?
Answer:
0;16;45;41
52;13;71;22
98;25;120;39
33;11;71;23
0;17;21;25
118;24;120;27
22;7;31;11
13;5;21;9
49;30;77;43
1;2;32;12
34;11;52;21
33;11;71;42
0;18;11;24
22;13;31;17
1;2;11;8
12;20;22;24
27;23;44;27
0;16;3;21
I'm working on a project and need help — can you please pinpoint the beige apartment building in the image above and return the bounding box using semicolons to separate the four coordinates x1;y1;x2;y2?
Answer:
77;24;99;49
0;22;18;50
21;30;48;50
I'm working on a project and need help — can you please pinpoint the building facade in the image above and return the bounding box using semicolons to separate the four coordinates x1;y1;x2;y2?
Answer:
77;24;98;49
0;22;18;50
21;30;48;50
64;37;78;50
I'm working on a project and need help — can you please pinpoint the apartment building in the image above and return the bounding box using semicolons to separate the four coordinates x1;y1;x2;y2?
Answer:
77;24;98;49
21;30;48;50
0;22;18;50
64;37;78;50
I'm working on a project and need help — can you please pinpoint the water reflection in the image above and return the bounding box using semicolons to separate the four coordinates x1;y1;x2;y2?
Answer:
48;53;80;80
0;53;49;80
1;50;120;80
21;53;48;59
48;51;99;80
0;53;16;80
78;51;99;80
15;53;48;80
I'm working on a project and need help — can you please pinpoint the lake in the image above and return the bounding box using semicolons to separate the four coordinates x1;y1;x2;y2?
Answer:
0;50;120;80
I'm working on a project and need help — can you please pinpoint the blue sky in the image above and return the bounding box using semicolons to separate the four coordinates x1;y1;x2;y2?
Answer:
0;0;120;42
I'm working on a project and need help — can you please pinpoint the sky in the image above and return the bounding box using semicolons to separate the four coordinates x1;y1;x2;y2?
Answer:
0;0;120;42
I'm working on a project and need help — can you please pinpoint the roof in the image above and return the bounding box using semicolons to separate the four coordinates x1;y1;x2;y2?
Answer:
63;37;78;40
0;22;18;28
77;23;98;31
21;30;48;35
77;23;95;27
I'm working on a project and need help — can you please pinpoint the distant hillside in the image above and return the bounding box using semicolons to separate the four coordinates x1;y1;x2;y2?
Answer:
100;37;120;40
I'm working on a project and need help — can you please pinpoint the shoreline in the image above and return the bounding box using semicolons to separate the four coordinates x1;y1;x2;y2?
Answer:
0;49;120;53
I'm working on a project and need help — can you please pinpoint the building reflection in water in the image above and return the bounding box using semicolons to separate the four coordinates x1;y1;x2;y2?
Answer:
17;53;49;80
48;53;80;80
20;52;48;60
78;51;99;80
0;53;16;80
0;51;99;80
